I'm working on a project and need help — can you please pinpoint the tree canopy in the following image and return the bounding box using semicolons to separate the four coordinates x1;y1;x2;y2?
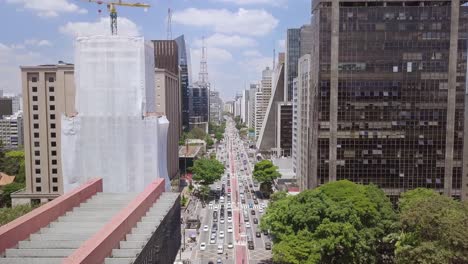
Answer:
394;188;468;264
191;158;225;186
261;180;397;264
253;160;281;183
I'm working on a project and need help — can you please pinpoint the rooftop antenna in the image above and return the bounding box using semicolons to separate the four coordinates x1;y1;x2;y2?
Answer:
199;36;209;84
273;48;276;70
166;7;172;40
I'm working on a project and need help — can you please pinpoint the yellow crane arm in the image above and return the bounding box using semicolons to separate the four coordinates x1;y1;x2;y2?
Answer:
84;0;150;8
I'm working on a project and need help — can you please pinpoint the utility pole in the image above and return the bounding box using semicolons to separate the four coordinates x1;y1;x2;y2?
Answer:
166;8;172;40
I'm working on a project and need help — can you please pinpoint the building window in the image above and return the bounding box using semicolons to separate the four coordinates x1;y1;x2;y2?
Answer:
50;105;55;111
52;169;57;174
31;77;38;83
48;77;55;83
51;123;56;129
51;150;57;156
33;114;38;120
34;132;39;138
35;178;41;183
50;114;55;120
36;186;41;192
34;141;40;147
33;105;38;111
53;186;58;192
35;160;40;165
51;141;56;147
32;87;37;93
33;96;38;102
49;87;54;92
34;150;40;156
33;123;39;129
49;96;55;101
35;168;40;174
52;159;57;165
51;132;56;138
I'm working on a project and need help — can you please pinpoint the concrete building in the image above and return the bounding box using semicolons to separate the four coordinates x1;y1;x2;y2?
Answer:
0;98;13;117
155;68;180;181
292;78;299;172
188;83;209;132
254;67;273;138
153;40;181;182
248;84;258;129
241;89;250;124
14;63;75;203
256;63;285;153
224;101;234;114
11;95;22;113
175;35;191;132
300;0;468;201
234;94;242;118
209;90;223;125
0;111;23;149
277;102;293;157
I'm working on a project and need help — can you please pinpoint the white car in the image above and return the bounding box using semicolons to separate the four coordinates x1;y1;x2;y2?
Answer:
245;222;251;228
227;226;233;233
214;205;218;210
228;243;234;249
209;201;213;207
210;237;216;244
259;208;264;213
228;216;232;223
227;203;231;209
203;225;209;232
219;231;224;238
217;244;224;254
200;242;207;251
220;218;225;224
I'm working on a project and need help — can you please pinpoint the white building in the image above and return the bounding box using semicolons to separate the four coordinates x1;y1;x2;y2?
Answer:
241;89;249;124
234;95;242;117
254;67;273;138
292;77;299;172
248;84;258;129
0;111;23;149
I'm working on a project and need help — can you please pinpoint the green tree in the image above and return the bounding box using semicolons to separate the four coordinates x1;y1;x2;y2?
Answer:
205;135;214;148
191;158;224;201
261;180;397;264
215;132;223;141
0;204;35;226
190;127;206;140
0;182;25;207
253;160;281;197
394;189;468;264
2;150;25;183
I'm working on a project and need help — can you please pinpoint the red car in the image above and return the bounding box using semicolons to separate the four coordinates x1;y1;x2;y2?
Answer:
228;188;231;192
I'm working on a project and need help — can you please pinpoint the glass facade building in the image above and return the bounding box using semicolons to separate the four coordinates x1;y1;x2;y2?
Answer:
302;0;468;200
285;28;301;102
175;35;191;132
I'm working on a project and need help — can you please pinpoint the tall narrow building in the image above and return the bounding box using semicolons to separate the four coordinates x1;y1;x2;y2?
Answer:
248;84;258;129
284;28;301;102
254;67;273;138
175;35;191;132
300;0;468;200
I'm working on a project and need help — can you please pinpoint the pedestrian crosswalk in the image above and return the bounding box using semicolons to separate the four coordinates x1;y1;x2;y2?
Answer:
240;204;263;210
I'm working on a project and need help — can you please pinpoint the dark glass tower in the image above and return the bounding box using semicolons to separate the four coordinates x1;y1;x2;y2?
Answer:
302;0;468;200
175;35;191;131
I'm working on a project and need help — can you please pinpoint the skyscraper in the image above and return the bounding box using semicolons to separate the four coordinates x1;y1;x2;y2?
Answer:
210;90;223;125
284;28;301;102
175;35;191;132
248;84;258;129
241;89;250;124
255;67;273;138
300;0;468;200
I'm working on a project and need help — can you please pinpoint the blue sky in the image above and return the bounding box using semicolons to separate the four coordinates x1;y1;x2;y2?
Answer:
0;0;310;100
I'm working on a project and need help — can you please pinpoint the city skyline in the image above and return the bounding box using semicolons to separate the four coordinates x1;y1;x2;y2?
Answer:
0;0;311;100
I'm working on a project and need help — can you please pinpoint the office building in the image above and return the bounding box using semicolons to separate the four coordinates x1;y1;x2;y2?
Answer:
248;84;258;129
224;101;234;115
277;102;293;157
209;90;223;125
0;98;13;117
155;68;180;181
13;63;75;203
234;93;242;118
285;28;301;102
0;111;23;149
255;67;273;138
11;95;22;113
175;35;191;132
299;0;468;200
188;83;209;132
241;89;250;124
153;40;181;182
292;77;299;172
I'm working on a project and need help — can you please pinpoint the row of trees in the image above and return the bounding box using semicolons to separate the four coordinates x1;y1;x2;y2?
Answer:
252;160;281;198
0;148;26;207
260;180;468;264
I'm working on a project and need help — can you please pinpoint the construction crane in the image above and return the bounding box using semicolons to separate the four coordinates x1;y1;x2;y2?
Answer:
83;0;150;35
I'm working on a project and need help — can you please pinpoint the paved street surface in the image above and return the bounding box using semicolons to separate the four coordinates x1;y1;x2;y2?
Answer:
179;118;272;264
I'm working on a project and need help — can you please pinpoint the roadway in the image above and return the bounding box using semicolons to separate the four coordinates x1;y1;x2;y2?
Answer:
191;118;272;264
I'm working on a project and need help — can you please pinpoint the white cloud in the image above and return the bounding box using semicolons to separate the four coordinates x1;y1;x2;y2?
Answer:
25;39;53;47
59;17;140;37
277;39;286;50
214;0;287;6
240;54;273;73
6;0;87;17
242;49;262;57
0;43;47;93
173;8;278;36
194;34;257;48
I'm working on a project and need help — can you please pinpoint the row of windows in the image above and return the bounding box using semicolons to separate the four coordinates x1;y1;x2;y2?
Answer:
34;141;56;147
31;77;55;83
31;87;55;93
34;132;56;138
32;95;55;102
35;186;59;192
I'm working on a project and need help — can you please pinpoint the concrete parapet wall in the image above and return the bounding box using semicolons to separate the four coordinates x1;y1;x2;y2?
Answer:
0;178;103;254
64;178;165;264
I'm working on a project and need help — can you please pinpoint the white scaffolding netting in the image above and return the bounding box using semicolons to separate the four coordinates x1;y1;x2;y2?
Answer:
62;36;169;193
